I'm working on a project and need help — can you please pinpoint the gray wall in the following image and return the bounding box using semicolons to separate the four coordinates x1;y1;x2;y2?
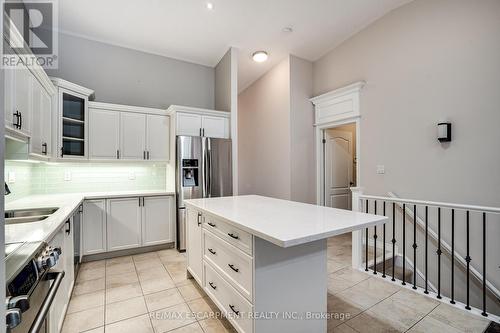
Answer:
238;58;291;199
238;55;315;203
313;0;500;207
47;33;214;109
214;49;231;112
289;56;315;204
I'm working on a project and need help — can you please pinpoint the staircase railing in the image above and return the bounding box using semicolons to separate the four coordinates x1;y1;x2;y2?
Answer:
351;187;500;320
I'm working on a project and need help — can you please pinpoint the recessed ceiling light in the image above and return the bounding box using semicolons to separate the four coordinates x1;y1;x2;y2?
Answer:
252;51;268;63
206;2;214;10
282;27;293;33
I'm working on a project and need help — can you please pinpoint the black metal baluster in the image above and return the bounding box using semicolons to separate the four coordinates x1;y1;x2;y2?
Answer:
450;209;455;304
402;203;406;285
424;206;429;294
482;212;487;317
374;201;377;274
382;202;386;278
392;202;396;282
365;200;369;272
413;204;417;290
465;210;471;310
437;207;442;299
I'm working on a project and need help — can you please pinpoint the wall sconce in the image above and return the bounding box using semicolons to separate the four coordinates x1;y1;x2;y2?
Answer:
437;122;451;142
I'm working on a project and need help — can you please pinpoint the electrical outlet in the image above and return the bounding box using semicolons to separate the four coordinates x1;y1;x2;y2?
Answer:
64;171;72;181
376;165;385;174
128;171;136;180
8;171;16;183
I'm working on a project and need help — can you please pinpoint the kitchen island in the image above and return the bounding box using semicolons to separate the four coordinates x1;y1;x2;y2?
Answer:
184;195;387;333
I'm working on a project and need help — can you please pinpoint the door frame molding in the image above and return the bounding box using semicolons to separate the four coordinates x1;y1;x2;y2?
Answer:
310;81;365;206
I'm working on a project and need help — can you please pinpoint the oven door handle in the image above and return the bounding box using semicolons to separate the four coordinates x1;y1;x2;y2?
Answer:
28;270;65;333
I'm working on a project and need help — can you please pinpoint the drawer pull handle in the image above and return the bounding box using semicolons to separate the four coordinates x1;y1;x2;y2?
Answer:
228;264;239;272
228;233;239;240
208;248;216;255
229;304;240;316
209;282;217;290
208;222;216;227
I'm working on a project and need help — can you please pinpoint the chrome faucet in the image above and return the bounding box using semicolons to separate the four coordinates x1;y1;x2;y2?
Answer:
5;182;11;195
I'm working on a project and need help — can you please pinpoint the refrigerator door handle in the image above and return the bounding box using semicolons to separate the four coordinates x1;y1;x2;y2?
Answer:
207;140;212;197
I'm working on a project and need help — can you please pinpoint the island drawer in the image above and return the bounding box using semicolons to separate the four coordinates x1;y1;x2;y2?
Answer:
204;262;253;333
203;230;253;301
203;214;253;255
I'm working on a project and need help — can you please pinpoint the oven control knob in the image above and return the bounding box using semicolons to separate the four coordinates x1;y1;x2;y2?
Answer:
39;255;56;269
5;307;22;329
6;295;30;312
48;247;62;261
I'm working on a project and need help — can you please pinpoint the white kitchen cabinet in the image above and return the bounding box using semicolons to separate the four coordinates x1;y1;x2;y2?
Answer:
106;198;142;251
14;61;32;136
146;114;170;161
120;112;146;160
82;199;107;255
30;78;52;157
202;115;229;138
169;106;230;139
186;207;203;284
177;112;203;136
142;196;174;246
47;218;74;333
4;67;15;130
89;108;120;159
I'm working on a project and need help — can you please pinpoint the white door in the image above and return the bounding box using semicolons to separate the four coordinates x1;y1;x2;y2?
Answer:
107;198;142;251
324;129;354;209
82;199;107;255
30;78;43;155
146;114;169;161
120;112;146;160
186;208;203;283
40;88;52;156
142;196;174;246
63;218;75;299
89;108;120;159
177;112;202;136
202;115;229;138
4;67;15;129
14;62;32;135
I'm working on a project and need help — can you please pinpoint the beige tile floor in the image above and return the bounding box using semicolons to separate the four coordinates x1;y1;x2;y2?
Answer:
63;233;491;333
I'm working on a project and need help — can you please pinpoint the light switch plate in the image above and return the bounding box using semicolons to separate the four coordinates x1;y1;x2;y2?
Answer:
376;165;385;174
8;171;16;183
128;171;136;180
64;171;72;181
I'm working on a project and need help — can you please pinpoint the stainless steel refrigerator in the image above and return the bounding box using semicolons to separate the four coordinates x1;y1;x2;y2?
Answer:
176;136;232;251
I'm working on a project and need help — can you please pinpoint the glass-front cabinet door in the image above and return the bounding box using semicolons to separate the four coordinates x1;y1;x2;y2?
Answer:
59;90;88;158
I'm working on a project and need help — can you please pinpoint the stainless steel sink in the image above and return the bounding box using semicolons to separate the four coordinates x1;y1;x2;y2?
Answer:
4;207;58;225
5;207;58;218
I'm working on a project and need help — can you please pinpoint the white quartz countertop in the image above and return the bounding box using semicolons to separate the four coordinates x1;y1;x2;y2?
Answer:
5;190;175;244
185;195;387;248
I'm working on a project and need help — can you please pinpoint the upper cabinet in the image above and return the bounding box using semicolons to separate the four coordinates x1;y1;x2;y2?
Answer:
168;105;230;139
89;102;170;161
51;78;94;160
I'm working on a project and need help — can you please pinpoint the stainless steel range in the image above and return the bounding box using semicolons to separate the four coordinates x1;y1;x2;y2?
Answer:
5;241;65;333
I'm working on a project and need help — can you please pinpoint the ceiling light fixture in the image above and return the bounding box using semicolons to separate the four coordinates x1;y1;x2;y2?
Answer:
206;2;214;10
252;51;268;63
282;27;293;33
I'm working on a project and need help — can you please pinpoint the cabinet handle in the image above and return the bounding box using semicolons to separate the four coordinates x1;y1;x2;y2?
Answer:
207;222;216;228
208;248;216;255
143;151;146;160
60;147;64;158
19;111;22;129
202;128;205;137
116;150;120;159
228;264;239;272
142;197;145;206
65;220;71;235
209;282;217;290
138;197;141;207
147;151;150;160
199;128;202;136
42;143;47;155
13;111;20;129
227;233;239;240
229;304;239;316
197;213;202;226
